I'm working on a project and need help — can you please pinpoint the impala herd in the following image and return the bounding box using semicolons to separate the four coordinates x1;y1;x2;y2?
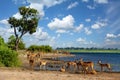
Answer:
26;51;112;74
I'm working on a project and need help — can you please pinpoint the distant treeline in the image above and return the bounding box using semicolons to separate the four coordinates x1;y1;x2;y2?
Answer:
27;45;52;52
56;47;119;50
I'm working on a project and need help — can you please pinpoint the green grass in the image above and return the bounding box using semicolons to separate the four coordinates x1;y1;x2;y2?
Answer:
64;49;120;53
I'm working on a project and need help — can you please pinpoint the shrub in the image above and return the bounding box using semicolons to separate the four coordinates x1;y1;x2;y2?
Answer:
0;46;21;67
0;36;21;67
27;45;52;53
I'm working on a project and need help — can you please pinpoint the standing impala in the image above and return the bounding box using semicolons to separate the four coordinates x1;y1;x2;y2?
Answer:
98;60;111;72
78;58;95;74
39;60;47;70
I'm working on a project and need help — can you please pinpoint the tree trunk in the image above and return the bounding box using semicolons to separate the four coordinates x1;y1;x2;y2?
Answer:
14;38;20;51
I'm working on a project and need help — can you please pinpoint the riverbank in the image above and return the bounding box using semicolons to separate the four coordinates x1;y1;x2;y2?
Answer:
0;52;120;80
0;67;120;80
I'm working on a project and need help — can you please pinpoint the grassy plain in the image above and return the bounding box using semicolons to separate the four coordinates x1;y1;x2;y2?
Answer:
65;49;120;53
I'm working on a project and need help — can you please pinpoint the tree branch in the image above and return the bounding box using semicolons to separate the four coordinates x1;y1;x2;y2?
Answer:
14;27;18;38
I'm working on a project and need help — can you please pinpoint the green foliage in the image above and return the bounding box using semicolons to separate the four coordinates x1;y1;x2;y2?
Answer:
27;45;52;53
8;6;39;50
0;47;21;67
0;36;21;67
7;35;25;50
0;36;6;46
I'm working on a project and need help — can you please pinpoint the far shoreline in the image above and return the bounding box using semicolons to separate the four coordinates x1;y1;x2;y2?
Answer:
63;49;120;54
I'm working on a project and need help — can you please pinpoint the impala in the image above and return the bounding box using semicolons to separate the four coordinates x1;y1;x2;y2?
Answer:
29;55;35;70
66;61;77;71
98;60;111;72
78;58;94;74
39;60;47;70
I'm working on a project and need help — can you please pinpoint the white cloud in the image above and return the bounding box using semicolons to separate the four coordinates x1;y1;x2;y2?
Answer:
87;5;95;9
84;27;92;35
27;0;65;8
56;30;68;33
82;0;89;3
76;38;97;47
91;23;100;29
118;34;120;37
29;3;45;17
23;27;58;47
104;33;120;49
57;34;61;38
12;0;27;4
91;19;107;29
76;38;86;43
85;18;91;22
67;1;79;10
48;15;74;33
27;0;65;17
0;19;9;25
106;33;117;38
74;24;84;32
104;33;120;48
32;27;49;41
104;39;120;49
13;0;63;18
106;34;116;38
13;12;22;19
94;0;108;4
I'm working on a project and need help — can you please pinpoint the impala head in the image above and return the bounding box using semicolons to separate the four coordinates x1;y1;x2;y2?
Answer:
98;60;102;64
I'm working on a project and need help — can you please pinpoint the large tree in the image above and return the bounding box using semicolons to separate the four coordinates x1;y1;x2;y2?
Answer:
8;6;39;50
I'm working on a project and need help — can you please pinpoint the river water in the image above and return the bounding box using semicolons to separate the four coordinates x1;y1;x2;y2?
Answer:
59;52;120;72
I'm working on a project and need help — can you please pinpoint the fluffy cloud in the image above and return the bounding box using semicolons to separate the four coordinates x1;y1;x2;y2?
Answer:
91;23;100;29
13;12;22;19
12;0;65;17
76;37;96;47
74;24;84;32
106;33;120;39
104;39;120;49
26;0;65;17
48;15;74;33
23;27;57;47
106;33;117;38
84;27;92;35
82;0;89;3
67;1;79;10
12;0;27;4
32;28;49;41
0;18;9;25
94;0;108;4
104;33;120;48
27;0;65;8
85;18;91;22
87;5;95;9
76;38;86;43
91;19;107;29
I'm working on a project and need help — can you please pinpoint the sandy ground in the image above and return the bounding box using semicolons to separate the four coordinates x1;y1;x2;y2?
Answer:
0;52;120;80
0;68;120;80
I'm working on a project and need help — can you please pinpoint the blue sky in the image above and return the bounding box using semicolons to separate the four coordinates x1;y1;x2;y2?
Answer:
0;0;120;49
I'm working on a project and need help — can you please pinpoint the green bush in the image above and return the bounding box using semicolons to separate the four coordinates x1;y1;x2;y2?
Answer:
27;45;52;52
0;46;21;67
0;36;21;67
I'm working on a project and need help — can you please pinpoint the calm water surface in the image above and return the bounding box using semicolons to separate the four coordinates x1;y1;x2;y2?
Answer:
59;52;120;72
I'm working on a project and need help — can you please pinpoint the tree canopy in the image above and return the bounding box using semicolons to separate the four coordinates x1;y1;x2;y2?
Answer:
8;6;39;50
